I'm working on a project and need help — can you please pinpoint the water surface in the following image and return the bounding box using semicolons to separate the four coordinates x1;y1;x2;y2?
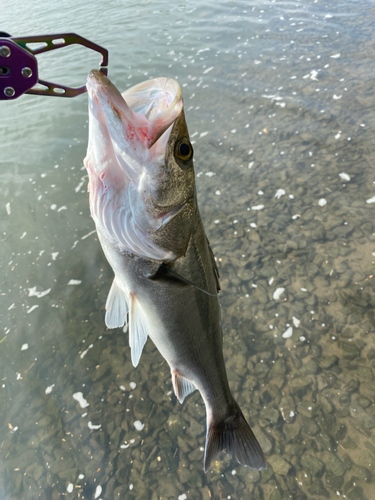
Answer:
1;1;375;499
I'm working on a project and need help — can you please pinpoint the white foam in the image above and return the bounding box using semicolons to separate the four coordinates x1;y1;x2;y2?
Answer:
88;422;101;430
45;384;55;395
303;70;318;81
197;48;210;55
81;230;96;240
80;344;93;359
339;173;350;181
273;288;285;300
275;189;286;199
134;420;144;430
27;305;39;314
282;327;293;339
292;316;301;327
28;287;51;298
75;176;87;193
73;392;89;408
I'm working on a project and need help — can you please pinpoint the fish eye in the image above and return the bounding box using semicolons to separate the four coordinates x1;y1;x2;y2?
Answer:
175;138;193;162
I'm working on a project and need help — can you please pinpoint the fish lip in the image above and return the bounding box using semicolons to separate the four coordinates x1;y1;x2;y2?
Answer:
87;69;109;88
87;69;112;96
86;69;133;130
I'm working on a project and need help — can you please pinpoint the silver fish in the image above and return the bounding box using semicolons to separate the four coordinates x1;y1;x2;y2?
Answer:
84;70;266;472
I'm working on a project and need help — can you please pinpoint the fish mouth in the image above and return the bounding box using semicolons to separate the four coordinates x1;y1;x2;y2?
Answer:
122;77;181;123
87;70;183;150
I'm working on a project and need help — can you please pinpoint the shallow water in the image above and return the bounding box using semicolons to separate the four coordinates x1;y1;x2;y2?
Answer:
1;0;375;499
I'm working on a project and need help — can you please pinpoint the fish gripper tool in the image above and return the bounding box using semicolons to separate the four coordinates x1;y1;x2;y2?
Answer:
0;32;108;99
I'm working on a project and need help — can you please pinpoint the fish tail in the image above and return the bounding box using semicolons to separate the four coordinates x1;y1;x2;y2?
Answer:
204;403;266;472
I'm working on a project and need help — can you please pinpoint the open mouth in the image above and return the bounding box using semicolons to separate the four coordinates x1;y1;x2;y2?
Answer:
87;71;183;150
122;77;181;121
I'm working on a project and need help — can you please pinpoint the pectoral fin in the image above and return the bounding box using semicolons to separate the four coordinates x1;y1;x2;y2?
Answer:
129;293;148;367
146;264;216;297
207;238;221;292
105;280;148;367
105;279;129;328
172;371;197;404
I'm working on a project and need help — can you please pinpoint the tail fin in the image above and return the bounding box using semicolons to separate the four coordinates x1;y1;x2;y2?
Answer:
204;405;266;472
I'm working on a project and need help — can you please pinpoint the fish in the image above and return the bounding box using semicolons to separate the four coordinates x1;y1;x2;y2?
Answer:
84;70;266;472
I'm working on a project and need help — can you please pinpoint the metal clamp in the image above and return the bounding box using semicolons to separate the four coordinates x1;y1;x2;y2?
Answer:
0;32;108;100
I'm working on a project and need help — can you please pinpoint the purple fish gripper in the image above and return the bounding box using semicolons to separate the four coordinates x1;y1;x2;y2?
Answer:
0;33;108;100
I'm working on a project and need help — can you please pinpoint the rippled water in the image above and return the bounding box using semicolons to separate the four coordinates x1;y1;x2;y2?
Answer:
1;1;375;499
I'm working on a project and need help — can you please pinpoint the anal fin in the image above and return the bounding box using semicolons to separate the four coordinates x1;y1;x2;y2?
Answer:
105;279;128;328
129;293;148;367
172;371;196;404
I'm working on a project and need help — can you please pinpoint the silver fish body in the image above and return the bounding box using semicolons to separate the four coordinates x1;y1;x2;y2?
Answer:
84;70;266;472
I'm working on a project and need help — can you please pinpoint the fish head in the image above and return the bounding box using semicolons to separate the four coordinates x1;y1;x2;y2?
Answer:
84;70;197;261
